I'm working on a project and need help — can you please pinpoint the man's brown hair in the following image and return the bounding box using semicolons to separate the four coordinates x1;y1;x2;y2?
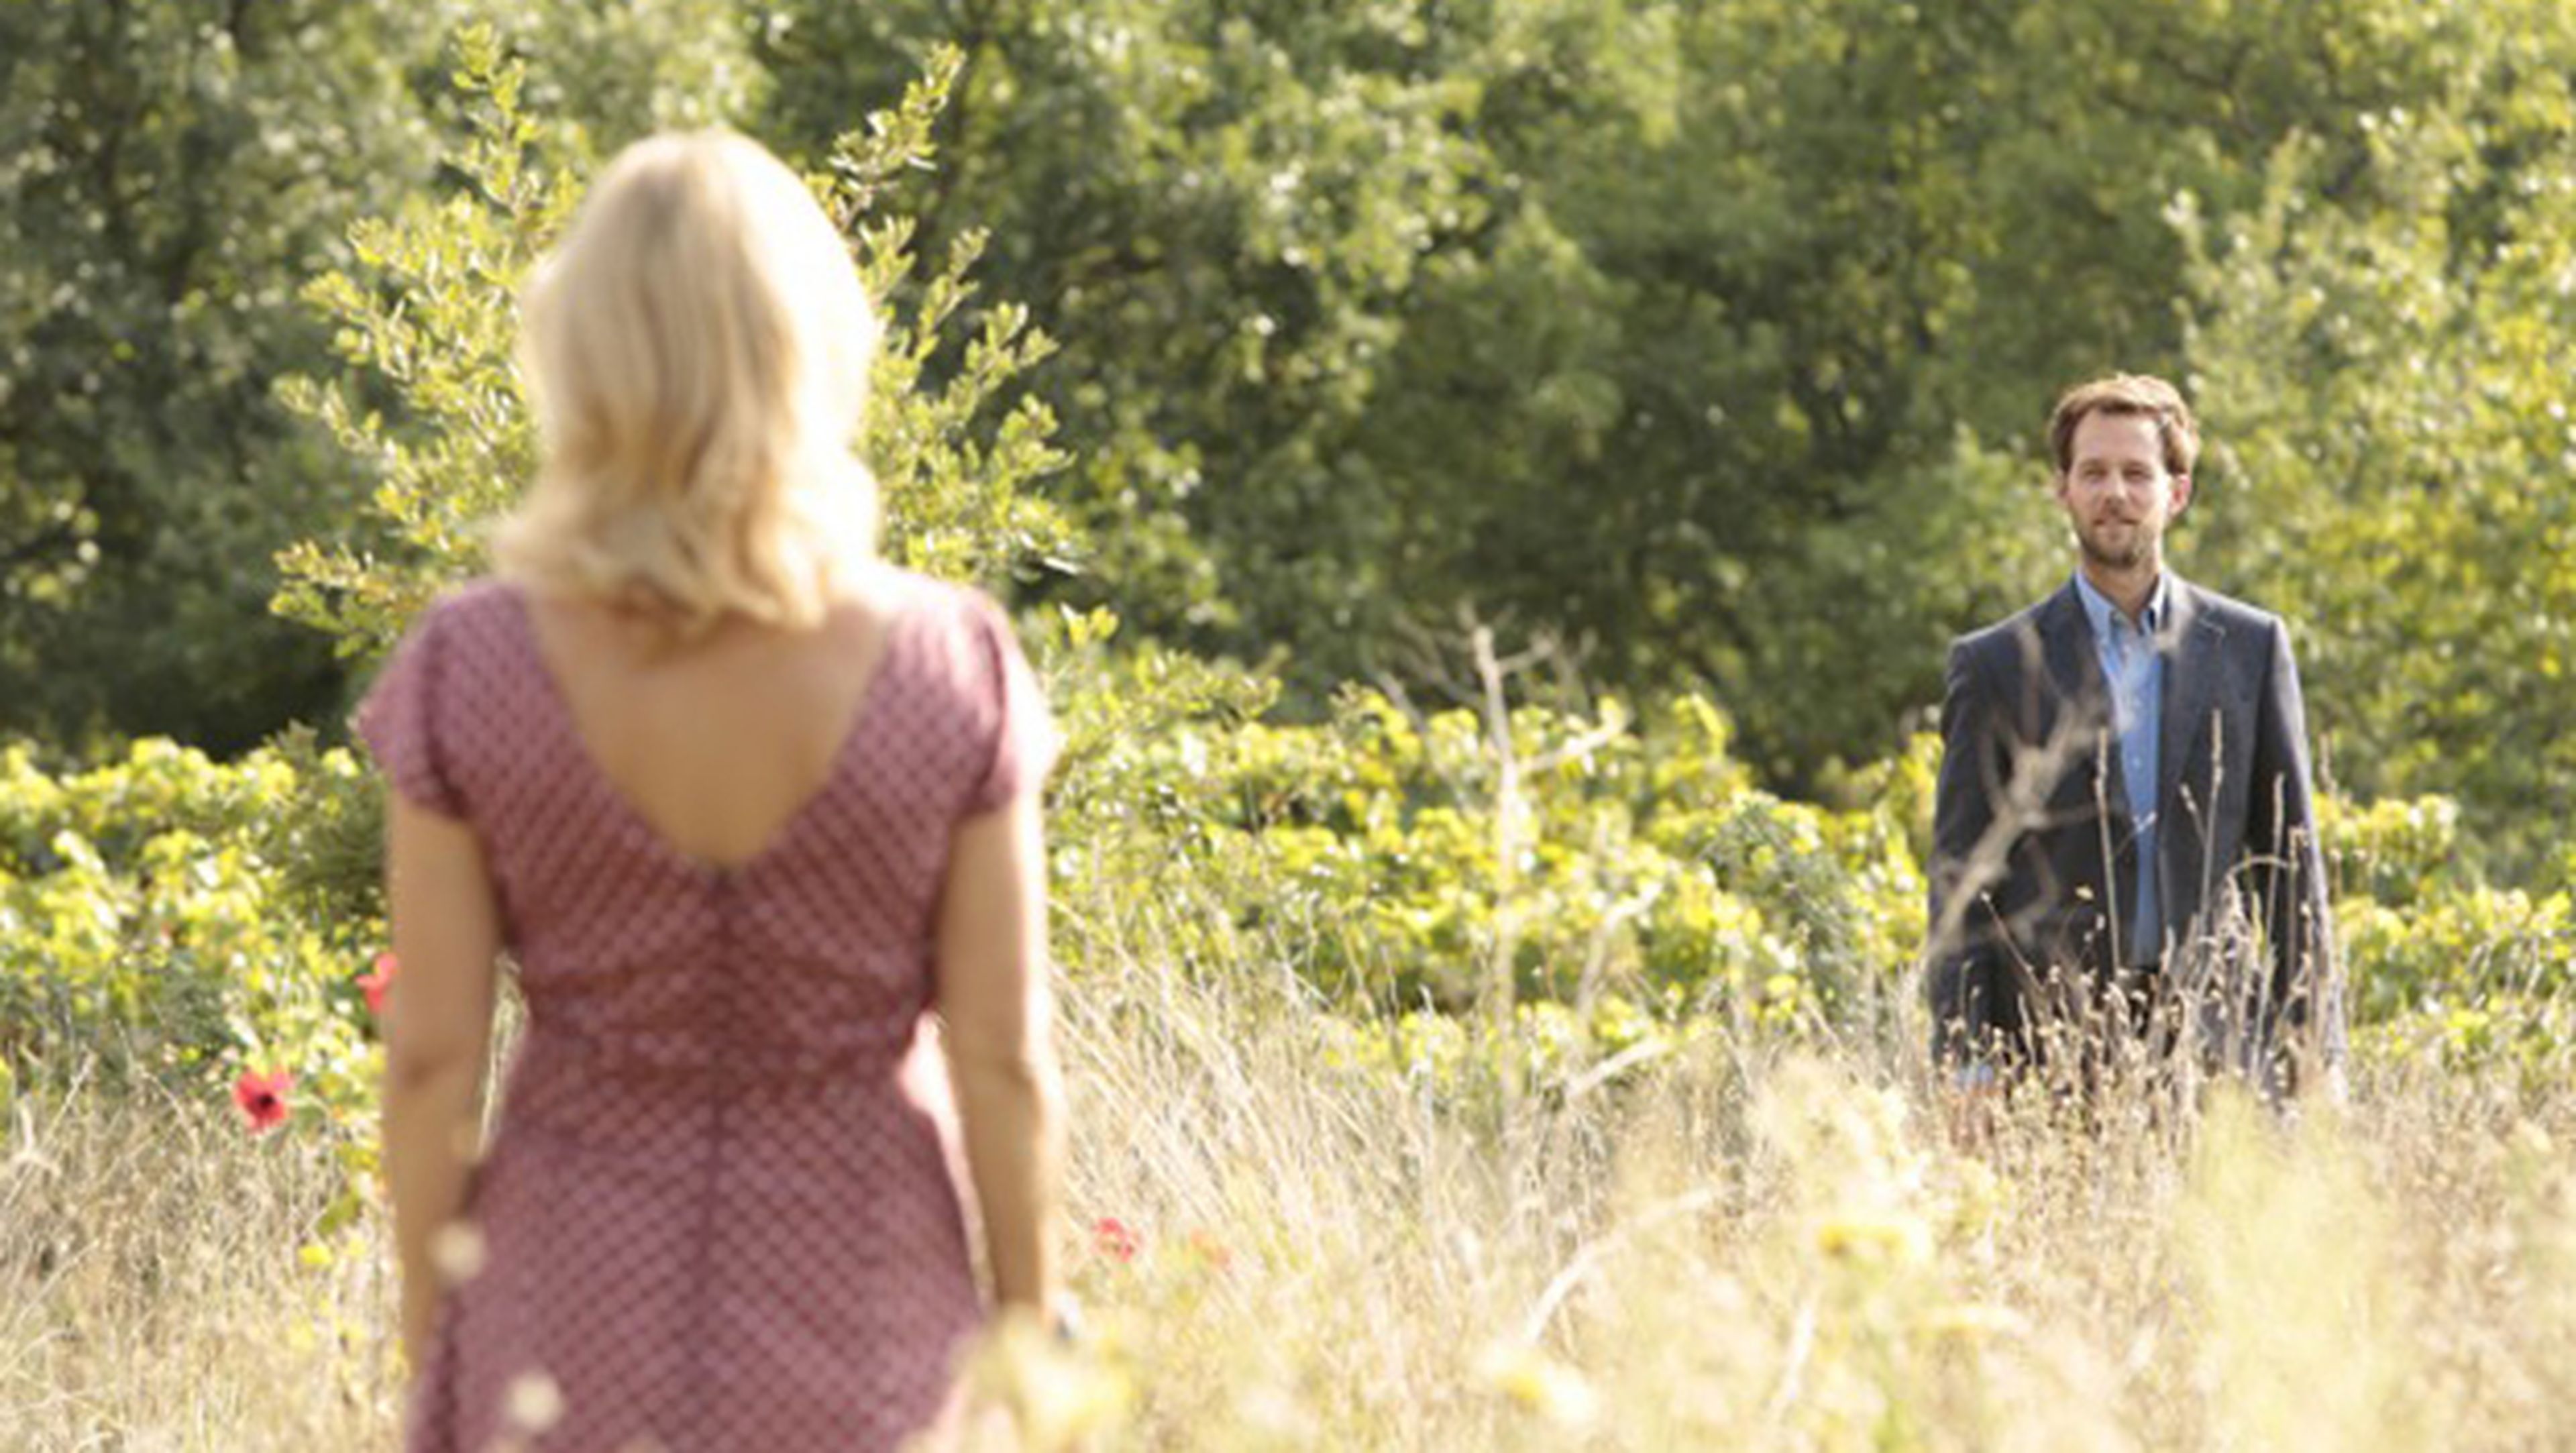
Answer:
2048;373;2199;478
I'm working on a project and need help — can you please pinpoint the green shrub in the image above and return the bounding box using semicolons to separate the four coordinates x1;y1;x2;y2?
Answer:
0;739;381;1125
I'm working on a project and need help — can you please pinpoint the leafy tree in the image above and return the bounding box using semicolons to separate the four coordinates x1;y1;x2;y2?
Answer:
17;0;2576;875
0;0;769;753
2180;0;2576;875
0;0;440;751
744;0;2576;863
275;32;1079;655
745;9;1931;762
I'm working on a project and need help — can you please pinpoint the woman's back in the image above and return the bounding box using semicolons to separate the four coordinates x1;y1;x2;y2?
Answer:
523;575;906;873
362;568;1052;1448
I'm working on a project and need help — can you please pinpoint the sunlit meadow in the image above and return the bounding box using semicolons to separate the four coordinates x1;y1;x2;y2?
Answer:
7;870;2573;1450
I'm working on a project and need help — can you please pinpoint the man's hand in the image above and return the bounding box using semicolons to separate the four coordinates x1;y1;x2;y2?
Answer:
1943;1061;2002;1150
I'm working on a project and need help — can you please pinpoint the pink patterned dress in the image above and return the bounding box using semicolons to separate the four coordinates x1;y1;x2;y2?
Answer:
356;571;1054;1452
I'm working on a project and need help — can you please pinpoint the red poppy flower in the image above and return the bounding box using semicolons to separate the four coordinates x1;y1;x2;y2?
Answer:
358;951;398;1016
1189;1230;1233;1271
233;1068;293;1132
1092;1216;1140;1262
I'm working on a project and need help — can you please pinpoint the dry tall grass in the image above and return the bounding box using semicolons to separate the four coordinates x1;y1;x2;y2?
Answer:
5;906;2572;1449
2;1073;397;1448
1059;902;2576;1451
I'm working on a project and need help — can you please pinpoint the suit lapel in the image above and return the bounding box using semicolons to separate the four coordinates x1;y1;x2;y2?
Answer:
2039;580;2104;713
2039;582;2130;830
2155;576;2225;822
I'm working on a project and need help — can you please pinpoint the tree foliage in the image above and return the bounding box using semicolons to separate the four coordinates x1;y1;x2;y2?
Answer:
12;0;2576;871
0;0;768;749
2179;0;2576;873
743;0;2576;869
9;0;2576;876
272;30;1083;655
0;0;438;749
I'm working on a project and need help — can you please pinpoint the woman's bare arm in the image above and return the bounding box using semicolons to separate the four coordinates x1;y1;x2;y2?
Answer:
380;794;502;1368
934;793;1063;1312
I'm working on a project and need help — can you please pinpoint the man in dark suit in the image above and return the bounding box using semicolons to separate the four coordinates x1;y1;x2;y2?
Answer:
1924;374;2345;1098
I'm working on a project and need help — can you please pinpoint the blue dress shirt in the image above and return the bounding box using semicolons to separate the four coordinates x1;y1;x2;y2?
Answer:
2073;572;2167;967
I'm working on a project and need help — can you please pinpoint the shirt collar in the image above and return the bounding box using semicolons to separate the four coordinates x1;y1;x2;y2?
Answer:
2073;570;2169;637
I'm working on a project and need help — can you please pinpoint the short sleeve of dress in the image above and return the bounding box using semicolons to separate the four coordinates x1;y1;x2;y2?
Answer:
963;591;1059;814
353;602;467;818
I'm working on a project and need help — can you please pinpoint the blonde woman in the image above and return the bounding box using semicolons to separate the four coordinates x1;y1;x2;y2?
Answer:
358;132;1063;1450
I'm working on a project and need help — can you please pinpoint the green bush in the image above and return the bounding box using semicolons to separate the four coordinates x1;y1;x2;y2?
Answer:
1042;670;1927;1044
0;739;381;1124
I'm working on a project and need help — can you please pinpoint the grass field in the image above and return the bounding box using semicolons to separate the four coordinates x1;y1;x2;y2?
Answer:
6;917;2573;1450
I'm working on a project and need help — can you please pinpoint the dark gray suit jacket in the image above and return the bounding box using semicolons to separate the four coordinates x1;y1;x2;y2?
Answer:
1923;575;2346;1083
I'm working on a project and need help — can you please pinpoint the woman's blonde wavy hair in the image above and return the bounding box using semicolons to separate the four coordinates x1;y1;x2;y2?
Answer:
496;131;879;634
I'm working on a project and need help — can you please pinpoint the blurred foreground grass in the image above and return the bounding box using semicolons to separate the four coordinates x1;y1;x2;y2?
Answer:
5;909;2573;1450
